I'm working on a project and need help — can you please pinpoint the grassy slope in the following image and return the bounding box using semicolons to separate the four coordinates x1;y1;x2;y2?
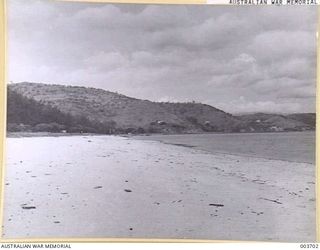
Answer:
9;82;242;132
8;82;315;133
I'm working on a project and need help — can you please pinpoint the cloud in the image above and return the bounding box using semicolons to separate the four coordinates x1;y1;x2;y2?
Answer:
277;86;316;99
84;51;129;70
249;30;316;64
215;98;306;114
7;1;317;114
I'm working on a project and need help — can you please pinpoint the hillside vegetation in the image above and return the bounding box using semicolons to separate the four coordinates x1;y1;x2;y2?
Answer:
7;82;315;134
236;113;315;132
7;87;117;133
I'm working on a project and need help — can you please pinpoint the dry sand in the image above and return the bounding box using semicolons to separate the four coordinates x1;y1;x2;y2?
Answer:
2;135;316;241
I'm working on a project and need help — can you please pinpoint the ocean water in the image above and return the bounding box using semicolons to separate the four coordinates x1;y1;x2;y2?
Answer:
134;131;315;164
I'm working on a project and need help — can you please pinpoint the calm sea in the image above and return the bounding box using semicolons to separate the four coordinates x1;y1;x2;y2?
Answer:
134;131;315;164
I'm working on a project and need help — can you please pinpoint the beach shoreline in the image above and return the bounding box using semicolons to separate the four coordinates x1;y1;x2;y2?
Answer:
2;135;316;241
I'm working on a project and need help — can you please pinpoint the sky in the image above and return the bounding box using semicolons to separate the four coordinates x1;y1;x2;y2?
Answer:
7;0;317;114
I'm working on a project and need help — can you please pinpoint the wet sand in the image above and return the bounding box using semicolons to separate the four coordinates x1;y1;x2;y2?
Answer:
2;135;316;241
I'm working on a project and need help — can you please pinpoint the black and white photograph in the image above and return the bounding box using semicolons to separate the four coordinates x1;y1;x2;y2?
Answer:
2;0;317;242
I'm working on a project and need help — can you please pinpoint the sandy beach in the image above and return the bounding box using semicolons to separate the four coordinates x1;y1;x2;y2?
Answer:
2;135;316;241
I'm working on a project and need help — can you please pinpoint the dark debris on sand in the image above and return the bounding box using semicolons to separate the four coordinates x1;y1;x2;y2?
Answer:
209;203;224;207
21;206;36;210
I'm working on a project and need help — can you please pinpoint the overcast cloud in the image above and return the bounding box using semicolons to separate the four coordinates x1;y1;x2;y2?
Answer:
7;0;317;114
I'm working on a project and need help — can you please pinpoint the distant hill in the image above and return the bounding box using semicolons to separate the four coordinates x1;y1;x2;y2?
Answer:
236;113;315;132
7;82;315;134
286;113;316;128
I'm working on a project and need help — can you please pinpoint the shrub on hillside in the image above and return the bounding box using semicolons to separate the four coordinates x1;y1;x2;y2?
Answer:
7;123;32;132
